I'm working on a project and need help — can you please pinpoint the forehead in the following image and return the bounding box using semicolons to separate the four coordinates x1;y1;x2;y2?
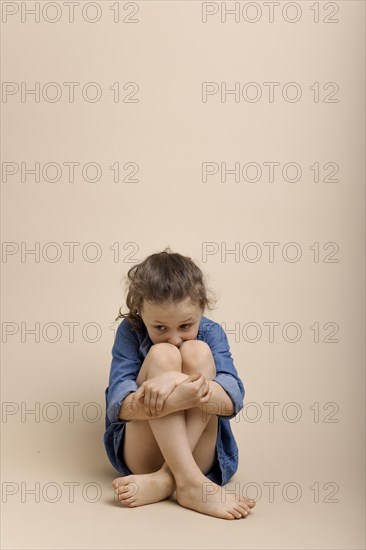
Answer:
141;298;201;320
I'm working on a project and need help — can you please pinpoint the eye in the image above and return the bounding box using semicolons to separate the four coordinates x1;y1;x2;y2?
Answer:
154;326;166;332
180;324;192;329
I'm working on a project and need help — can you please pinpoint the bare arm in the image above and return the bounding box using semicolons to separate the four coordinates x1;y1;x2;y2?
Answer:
118;372;191;421
118;375;233;422
196;380;234;417
118;390;176;421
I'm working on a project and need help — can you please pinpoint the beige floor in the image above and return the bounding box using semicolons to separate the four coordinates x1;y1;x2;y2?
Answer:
2;416;365;549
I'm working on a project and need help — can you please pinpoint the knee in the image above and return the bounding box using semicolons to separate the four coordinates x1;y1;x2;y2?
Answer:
146;342;182;372
179;340;216;377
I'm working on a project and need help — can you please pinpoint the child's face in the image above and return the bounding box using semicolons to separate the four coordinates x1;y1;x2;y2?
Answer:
138;297;204;347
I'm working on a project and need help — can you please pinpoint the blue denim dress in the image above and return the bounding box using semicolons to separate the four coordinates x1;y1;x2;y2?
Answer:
103;315;245;486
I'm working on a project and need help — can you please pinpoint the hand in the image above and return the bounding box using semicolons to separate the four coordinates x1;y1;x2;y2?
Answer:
165;371;212;414
132;372;180;418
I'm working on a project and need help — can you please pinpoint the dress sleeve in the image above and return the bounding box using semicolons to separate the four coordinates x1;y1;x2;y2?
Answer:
105;320;142;424
205;322;245;420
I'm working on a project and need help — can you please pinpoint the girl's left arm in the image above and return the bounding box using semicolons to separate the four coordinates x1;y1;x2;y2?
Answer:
198;323;245;419
203;380;236;416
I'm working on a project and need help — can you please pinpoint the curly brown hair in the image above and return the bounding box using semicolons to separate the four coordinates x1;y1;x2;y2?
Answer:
115;247;217;331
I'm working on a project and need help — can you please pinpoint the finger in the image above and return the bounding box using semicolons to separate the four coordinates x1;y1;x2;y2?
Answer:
133;383;145;401
150;391;159;417
189;371;202;382
144;387;152;417
198;377;209;394
192;374;207;393
191;375;204;390
200;389;212;402
155;395;165;414
203;379;211;395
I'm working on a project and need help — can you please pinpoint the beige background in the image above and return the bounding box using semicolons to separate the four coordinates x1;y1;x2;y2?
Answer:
1;0;365;548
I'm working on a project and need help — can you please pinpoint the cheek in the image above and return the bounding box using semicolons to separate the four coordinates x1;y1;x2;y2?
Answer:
185;328;199;340
149;332;167;345
147;330;159;344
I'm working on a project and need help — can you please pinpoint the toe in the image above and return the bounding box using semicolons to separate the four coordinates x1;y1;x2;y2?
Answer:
238;504;249;516
112;478;123;487
237;501;249;512
120;492;133;500
238;500;250;511
230;509;243;519
124;497;138;504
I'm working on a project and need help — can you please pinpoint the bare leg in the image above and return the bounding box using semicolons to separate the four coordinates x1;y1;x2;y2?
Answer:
146;401;253;519
114;413;218;508
113;342;217;506
113;342;255;518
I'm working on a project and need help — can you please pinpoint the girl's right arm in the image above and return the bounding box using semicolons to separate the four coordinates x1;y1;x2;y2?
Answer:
105;320;142;426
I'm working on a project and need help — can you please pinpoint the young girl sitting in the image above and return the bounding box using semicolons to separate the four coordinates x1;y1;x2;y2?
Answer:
104;248;256;519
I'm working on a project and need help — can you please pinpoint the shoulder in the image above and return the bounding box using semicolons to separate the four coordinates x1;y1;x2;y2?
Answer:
116;318;146;342
197;315;226;343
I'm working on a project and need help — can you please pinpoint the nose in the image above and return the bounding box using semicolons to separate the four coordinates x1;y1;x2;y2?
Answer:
168;334;182;347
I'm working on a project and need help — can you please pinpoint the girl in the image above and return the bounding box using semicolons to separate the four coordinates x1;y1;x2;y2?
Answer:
104;248;256;520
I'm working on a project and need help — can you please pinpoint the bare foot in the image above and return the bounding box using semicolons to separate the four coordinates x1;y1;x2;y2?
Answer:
112;470;175;507
176;476;256;520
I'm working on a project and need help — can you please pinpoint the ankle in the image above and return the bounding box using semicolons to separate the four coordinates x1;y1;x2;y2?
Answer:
175;472;204;491
159;463;175;480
